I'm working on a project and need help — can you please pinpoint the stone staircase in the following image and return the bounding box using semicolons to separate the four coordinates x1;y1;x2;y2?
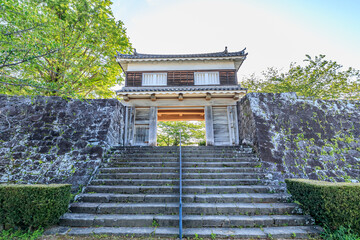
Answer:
48;146;322;239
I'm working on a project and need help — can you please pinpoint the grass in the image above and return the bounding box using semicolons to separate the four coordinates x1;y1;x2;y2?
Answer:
0;228;43;240
1;225;360;240
38;237;271;240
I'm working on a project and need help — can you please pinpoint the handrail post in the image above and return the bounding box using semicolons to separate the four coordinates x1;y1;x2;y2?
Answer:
179;129;183;239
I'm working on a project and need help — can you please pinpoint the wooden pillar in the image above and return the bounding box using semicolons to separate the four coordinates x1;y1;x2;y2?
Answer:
124;107;128;145
124;107;135;146
148;106;157;146
119;107;125;146
205;106;214;146
227;106;234;145
233;105;240;145
226;105;240;146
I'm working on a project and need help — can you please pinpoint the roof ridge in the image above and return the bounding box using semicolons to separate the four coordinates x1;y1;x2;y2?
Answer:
116;47;247;59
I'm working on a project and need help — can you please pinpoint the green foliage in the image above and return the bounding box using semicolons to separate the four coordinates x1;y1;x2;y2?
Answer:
241;55;360;100
285;179;360;234
0;0;131;98
0;228;43;240
151;219;159;228
193;233;203;240
0;184;71;230
157;121;206;146
321;226;360;240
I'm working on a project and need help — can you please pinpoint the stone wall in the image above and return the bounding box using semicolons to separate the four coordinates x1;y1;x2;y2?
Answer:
0;95;125;191
238;93;360;183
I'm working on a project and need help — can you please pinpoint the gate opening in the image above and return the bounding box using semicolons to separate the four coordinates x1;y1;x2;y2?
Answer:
157;108;205;146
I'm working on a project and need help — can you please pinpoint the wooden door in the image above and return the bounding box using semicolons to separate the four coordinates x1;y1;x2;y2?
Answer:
213;107;230;146
134;108;150;146
212;106;239;146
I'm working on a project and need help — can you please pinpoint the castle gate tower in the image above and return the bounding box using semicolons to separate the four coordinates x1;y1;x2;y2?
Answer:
116;47;247;146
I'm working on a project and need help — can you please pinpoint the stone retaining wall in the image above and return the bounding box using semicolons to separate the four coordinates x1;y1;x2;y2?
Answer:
0;95;125;191
238;93;360;183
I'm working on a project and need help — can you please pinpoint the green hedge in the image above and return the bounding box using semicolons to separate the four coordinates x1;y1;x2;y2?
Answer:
285;179;360;233
0;184;71;230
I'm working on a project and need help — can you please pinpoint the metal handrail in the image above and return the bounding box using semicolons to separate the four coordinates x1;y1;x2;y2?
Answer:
179;129;183;239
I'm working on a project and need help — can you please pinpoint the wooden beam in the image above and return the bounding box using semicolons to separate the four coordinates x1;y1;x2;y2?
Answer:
158;112;204;115
150;93;156;101
158;109;204;115
121;97;240;107
178;93;184;101
158;114;205;121
123;94;130;102
206;92;211;101
233;93;239;100
205;106;214;146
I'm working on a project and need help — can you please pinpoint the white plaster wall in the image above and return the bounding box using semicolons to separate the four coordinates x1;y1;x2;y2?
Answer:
127;60;236;71
121;97;239;107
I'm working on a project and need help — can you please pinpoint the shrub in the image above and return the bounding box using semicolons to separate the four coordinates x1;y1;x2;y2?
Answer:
321;226;360;240
0;184;71;230
285;179;360;234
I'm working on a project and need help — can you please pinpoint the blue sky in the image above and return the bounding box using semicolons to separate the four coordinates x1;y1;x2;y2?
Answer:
111;0;360;78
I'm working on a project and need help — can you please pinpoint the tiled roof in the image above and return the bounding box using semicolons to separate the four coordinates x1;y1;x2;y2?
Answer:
117;85;246;93
116;47;247;60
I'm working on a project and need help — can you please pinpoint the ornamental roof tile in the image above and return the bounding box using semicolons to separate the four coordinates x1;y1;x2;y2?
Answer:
116;47;247;60
117;85;246;93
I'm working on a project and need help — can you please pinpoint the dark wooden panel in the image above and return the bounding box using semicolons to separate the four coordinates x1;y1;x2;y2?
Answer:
135;108;150;121
219;71;236;85
135;126;149;144
126;72;142;87
167;71;194;86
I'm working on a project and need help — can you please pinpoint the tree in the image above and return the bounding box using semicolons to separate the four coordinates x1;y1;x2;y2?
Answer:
157;121;206;146
0;0;131;98
240;55;360;100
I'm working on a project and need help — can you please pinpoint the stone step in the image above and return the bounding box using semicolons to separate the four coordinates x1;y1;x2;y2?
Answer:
45;226;322;238
111;146;253;151
106;161;260;168
111;153;257;158
85;185;179;194
90;178;260;186
111;152;255;156
69;202;299;215
77;193;290;203
110;151;255;156
96;172;264;180
60;213;313;228
84;185;280;194
114;152;255;156
183;203;300;215
183;226;322;239
99;167;261;173
53;145;321;238
109;157;259;162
